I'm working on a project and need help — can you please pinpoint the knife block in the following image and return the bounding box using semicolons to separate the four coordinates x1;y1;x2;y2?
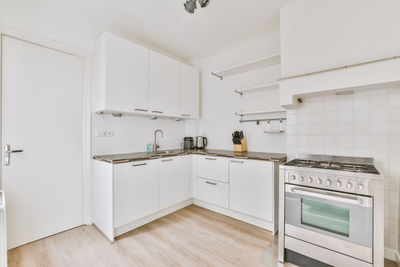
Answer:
233;138;247;152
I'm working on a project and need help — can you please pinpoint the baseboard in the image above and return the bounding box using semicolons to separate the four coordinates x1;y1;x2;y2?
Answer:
193;199;275;233
114;199;193;237
384;247;399;262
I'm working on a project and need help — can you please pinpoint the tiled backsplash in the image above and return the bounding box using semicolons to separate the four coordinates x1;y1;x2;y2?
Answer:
286;87;400;250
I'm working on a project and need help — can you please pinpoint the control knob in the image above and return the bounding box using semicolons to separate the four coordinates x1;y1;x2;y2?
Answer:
307;177;313;183
346;182;353;189
356;184;365;190
316;178;322;185
336;180;342;187
290;175;296;181
326;179;332;186
299;176;305;182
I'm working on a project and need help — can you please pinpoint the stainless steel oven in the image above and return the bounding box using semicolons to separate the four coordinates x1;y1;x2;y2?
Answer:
285;184;373;263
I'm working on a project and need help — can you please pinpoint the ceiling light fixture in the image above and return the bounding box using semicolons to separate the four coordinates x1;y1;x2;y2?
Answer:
184;0;210;14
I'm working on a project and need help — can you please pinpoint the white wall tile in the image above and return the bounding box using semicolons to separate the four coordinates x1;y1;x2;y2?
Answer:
288;88;400;250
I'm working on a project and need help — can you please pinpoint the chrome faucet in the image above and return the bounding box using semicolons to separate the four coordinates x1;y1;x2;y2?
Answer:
154;129;164;152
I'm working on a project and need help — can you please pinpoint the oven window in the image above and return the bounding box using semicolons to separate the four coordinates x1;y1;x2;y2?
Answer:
301;198;350;237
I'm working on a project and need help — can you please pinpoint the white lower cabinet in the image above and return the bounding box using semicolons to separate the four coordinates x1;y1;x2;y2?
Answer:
93;153;279;241
159;156;189;210
113;160;158;228
196;178;229;208
229;159;274;221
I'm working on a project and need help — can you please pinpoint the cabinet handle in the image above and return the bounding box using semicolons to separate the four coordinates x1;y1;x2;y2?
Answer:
134;108;148;112
230;160;244;164
132;163;147;167
151;110;164;114
161;158;173;162
205;157;217;161
181;114;191;117
205;181;217;186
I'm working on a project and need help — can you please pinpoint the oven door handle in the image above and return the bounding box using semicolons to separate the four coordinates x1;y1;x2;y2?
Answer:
290;186;370;206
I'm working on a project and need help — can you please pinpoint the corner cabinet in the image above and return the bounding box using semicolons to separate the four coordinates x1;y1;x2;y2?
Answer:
159;156;189;209
94;32;200;119
179;64;200;119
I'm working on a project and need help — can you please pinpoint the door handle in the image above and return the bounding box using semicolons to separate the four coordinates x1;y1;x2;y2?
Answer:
4;144;24;166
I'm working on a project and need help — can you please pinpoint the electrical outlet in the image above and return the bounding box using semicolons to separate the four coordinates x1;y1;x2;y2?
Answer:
96;130;114;137
104;130;114;137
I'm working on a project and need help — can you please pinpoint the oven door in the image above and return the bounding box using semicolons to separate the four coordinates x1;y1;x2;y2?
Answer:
285;184;373;262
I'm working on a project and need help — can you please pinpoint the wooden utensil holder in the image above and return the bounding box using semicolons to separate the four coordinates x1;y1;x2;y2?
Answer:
233;138;247;152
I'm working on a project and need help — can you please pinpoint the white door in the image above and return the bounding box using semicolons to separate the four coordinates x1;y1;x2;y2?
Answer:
179;64;199;118
159;156;189;210
2;36;84;249
229;159;273;221
149;50;180;116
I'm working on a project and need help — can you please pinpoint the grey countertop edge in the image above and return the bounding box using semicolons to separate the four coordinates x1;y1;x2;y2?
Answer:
93;150;287;164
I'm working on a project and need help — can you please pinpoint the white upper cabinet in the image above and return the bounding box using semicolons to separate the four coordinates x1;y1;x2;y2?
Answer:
158;156;190;210
95;32;149;113
149;50;180;116
179;64;199;118
95;32;200;119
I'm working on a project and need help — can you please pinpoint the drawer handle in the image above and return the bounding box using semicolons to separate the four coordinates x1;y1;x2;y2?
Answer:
205;157;217;161
205;181;217;186
161;159;173;162
230;160;244;164
151;110;164;114
181;114;191;117
132;163;147;167
135;108;148;112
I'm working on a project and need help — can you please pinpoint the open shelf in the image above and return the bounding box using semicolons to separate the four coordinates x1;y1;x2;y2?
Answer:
235;82;279;96
211;54;281;80
234;109;286;116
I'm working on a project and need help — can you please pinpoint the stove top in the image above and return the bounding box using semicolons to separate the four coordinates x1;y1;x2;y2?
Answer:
284;158;380;174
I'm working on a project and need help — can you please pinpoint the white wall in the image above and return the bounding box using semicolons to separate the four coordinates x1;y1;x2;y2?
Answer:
286;87;400;252
92;114;187;155
193;34;286;153
280;0;400;78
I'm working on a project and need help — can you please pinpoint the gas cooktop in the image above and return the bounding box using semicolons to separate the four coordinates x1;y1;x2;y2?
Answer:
284;158;380;174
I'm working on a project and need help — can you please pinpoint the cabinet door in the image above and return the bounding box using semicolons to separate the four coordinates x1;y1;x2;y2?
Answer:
113;160;158;228
102;33;149;113
179;64;199;118
229;159;273;221
149;51;180;116
159;156;189;209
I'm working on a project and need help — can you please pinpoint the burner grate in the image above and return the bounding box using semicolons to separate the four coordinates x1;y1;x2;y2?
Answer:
284;159;380;174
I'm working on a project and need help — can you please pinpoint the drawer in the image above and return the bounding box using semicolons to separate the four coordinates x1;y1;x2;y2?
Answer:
196;178;229;208
197;155;229;183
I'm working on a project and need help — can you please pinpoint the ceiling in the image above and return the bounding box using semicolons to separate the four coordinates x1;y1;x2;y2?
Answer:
0;0;296;61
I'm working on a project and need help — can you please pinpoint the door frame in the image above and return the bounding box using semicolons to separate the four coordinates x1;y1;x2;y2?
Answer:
0;23;93;225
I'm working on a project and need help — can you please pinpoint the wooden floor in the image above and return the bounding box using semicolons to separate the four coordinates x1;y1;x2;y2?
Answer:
7;205;397;267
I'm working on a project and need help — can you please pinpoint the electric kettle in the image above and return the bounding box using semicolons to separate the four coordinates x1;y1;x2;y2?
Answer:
195;136;208;149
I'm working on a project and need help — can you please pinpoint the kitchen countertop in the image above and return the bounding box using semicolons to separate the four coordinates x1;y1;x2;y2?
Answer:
93;149;287;164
